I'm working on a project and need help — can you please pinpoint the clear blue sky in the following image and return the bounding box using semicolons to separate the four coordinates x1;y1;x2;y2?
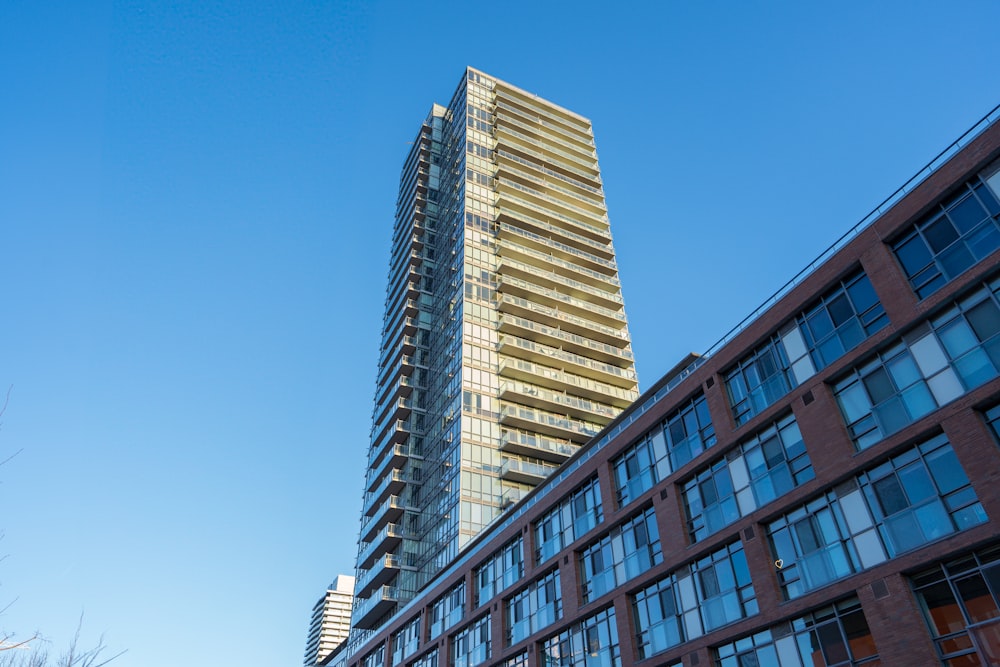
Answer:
1;1;998;665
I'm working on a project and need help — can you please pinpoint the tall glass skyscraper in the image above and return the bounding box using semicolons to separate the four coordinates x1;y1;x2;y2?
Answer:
351;68;638;632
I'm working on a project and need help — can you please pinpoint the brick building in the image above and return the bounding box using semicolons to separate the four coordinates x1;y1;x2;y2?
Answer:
335;104;1000;667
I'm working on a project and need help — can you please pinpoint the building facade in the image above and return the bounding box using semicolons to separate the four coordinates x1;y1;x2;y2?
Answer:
351;68;639;631
336;102;1000;666
305;575;355;666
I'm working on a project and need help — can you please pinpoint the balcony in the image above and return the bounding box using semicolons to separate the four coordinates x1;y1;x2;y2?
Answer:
497;275;627;328
364;468;407;508
500;428;579;463
354;554;402;598
495;221;616;275
494;200;610;257
497;258;620;308
353;585;399;630
357;524;405;570
493;133;600;187
500;458;557;485
497;313;634;369
499;403;602;442
497;294;628;346
499;380;618;424
493;90;593;142
360;495;404;542
498;356;639;406
495;124;598;176
498;334;636;389
497;238;620;290
495;148;601;197
496;177;609;234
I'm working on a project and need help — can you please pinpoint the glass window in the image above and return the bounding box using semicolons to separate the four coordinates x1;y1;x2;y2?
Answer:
911;543;1000;665
893;173;1000;299
611;393;715;507
430;581;466;639
540;607;620;667
726;338;795;426
632;541;757;659
360;643;385;667
475;537;523;606
683;414;814;541
408;647;438;667
505;568;561;645
579;507;662;602
769;435;986;600
533;477;602;564
451;615;491;667
714;597;879;667
392;616;421;664
725;270;889;426
835;278;1000;449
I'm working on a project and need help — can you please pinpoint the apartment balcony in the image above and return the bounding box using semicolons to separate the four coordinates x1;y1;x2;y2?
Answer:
497;294;629;346
494;105;597;164
365;468;407;509
493;133;601;188
495;124;598;177
354;558;398;600
497;313;634;368
497;258;621;310
498;334;636;389
499;380;617;424
496;202;617;264
495;221;616;276
357;524;405;570
493;198;610;255
353;586;399;630
498;403;602;442
360;495;404;542
493;89;593;143
495;147;602;198
498;357;639;407
497;238;620;291
500;428;579;464
498;159;607;217
496;177;609;232
499;458;558;486
500;485;529;510
497;275;627;329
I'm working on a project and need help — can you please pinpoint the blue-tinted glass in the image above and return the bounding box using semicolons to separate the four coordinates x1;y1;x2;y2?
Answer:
838;319;865;350
873;475;908;515
939;243;975;279
847;275;879;311
863;368;895;403
938;319;979;357
873;397;910;435
915;270;947;299
968;299;1000;341
975;182;1000;216
807;308;834;340
954;349;997;388
948;195;989;233
925;447;969;494
828;293;854;326
914;500;953;542
898;465;935;506
896;235;933;275
887;353;921;387
817;335;845;367
924;216;960;253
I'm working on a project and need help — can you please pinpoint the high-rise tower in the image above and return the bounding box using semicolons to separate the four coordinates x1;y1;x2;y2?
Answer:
304;575;354;666
351;68;639;632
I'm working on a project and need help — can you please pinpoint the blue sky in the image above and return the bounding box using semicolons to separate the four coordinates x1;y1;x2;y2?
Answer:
1;1;999;666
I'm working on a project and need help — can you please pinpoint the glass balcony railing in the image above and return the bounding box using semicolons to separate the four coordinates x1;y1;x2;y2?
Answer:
495;124;598;175
500;428;580;461
499;403;603;439
497;238;620;289
498;294;629;342
498;159;606;215
497;275;627;325
493;134;599;185
495;148;601;196
497;221;617;273
499;380;618;422
498;334;636;384
494;191;610;250
500;458;558;483
498;313;633;362
494;102;596;162
497;258;621;307
498;357;638;405
497;177;608;229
